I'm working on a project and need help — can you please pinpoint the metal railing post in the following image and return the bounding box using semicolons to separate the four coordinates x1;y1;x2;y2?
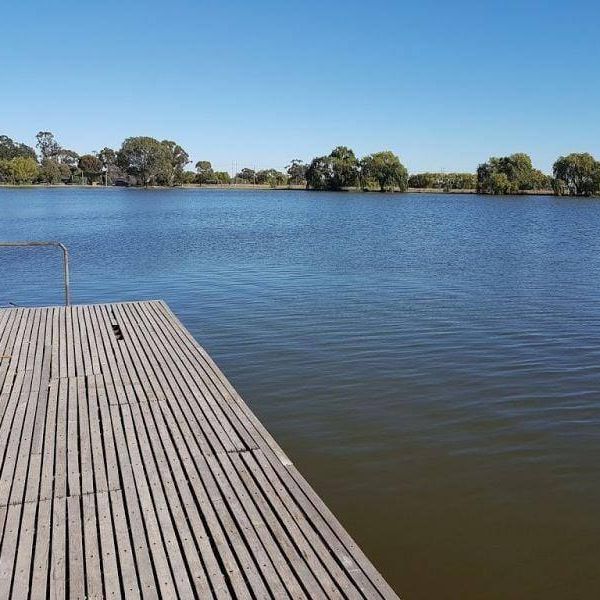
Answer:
0;241;72;306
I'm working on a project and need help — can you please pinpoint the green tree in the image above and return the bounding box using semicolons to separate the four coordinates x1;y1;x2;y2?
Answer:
552;153;600;196
305;156;335;190
39;158;65;184
98;147;117;167
9;157;39;184
78;154;103;183
306;146;359;190
213;171;231;184
35;132;82;182
57;149;79;167
489;172;511;194
256;169;287;187
477;162;499;194
180;171;197;184
530;170;552;191
57;149;80;183
98;147;119;185
0;135;37;161
409;172;476;190
360;151;408;191
35;131;61;161
236;168;256;183
408;173;435;188
448;173;477;190
0;160;10;182
477;153;549;194
286;159;307;186
0;157;39;184
117;136;168;186
329;146;358;189
195;160;214;185
158;140;190;186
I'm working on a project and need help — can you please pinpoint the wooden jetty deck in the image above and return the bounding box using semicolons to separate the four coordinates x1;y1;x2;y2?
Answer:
0;300;398;599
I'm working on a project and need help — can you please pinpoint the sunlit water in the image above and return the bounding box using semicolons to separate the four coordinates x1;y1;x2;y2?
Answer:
1;187;599;599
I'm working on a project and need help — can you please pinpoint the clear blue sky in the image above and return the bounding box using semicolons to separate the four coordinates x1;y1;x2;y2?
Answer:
2;0;599;174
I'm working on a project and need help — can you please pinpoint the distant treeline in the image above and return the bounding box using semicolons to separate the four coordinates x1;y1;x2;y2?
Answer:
1;132;599;196
408;172;476;190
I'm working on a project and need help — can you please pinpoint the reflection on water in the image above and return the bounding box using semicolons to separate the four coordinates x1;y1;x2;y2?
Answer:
1;187;599;599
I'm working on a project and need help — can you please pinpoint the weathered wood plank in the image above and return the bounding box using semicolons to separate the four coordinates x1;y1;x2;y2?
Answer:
30;335;53;457
241;450;345;599
0;370;34;507
118;398;194;599
158;393;257;598
231;451;329;599
38;379;59;501
143;303;252;448
95;491;122;598
66;377;80;497
0;310;14;349
1;308;33;406
65;307;76;378
140;399;231;599
53;378;68;499
11;500;37;597
49;497;67;599
127;302;244;451
58;306;67;379
77;375;94;495
0;503;20;593
30;499;52;600
81;493;103;599
133;401;215;599
87;310;174;598
67;495;86;599
118;303;235;454
0;310;24;400
109;488;141;599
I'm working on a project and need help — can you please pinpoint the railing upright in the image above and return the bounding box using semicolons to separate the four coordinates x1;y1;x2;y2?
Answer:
0;241;71;306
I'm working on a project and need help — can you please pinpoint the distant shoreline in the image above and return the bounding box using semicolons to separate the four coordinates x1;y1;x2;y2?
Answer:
0;183;559;195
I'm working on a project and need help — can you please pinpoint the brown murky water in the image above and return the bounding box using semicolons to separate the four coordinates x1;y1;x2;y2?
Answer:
2;188;599;598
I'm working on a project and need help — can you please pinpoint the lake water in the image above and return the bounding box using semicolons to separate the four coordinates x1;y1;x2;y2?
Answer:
1;187;599;599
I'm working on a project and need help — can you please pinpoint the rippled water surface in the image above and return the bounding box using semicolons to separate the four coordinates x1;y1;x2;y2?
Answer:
1;187;599;599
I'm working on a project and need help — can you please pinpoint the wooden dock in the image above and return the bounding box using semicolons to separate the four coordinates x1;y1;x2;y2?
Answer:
0;301;398;599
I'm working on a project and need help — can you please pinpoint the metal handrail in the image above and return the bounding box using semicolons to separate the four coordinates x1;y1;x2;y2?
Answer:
0;241;71;306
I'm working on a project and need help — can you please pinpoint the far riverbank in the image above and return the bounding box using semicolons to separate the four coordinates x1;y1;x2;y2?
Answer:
0;183;559;195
